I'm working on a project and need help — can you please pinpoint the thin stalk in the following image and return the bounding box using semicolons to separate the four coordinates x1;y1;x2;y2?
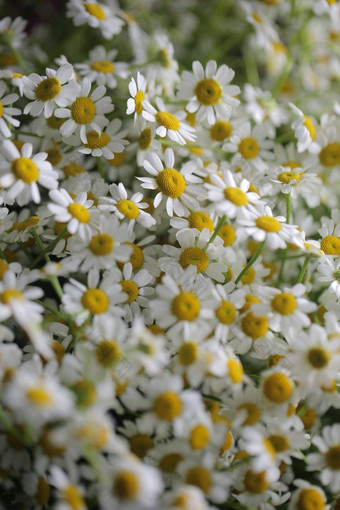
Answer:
206;215;226;246
235;240;266;285
286;191;291;224
31;227;68;269
297;254;312;283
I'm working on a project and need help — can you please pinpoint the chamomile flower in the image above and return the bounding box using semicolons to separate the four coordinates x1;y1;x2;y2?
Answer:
317;255;340;298
138;148;199;217
54;78;113;144
75;46;127;89
142;97;196;145
289;480;328;510
238;204;301;249
48;188;94;240
49;466;86;510
23;64;76;119
66;0;124;39
260;367;295;409
290;103;318;153
78;118;128;159
177;59;240;124
0;140;58;205
212;281;246;343
126;72;148;126
0;81;20;138
307;424;340;492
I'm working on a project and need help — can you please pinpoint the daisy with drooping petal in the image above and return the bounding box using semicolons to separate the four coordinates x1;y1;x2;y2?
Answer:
23;64;77;119
75;45;127;89
66;0;124;39
142;97;196;145
0;81;21;138
54;78;113;144
138;148;199;217
177;59;240;125
0;140;58;205
290;103;318;153
307;424;340;493
78;118;128;159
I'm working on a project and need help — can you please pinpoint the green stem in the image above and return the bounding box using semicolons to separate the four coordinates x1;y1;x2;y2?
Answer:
277;248;288;284
8;44;29;74
286;191;291;224
13;130;43;138
235;240;266;285
297;254;312;284
31;228;63;300
206;215;226;246
97;157;107;182
35;299;65;322
31;227;68;269
0;247;7;261
272;57;293;97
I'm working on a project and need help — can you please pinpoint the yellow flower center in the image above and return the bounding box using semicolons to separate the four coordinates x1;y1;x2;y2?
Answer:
0;51;17;68
283;160;302;170
155;111;180;130
221;431;233;453
95;339;121;367
36;477;50;506
154;391;182;420
268;434;290;452
76;423;109;450
1;289;23;304
0;260;8;280
71;97;96;124
303;115;316;140
129;434;154;458
85;130;110;149
46;114;65;130
228;358;244;384
321;235;340;255
46;143;62;166
210;120;232;141
297;488;325;510
263;373;293;403
271;292;297;315
71;379;96;408
326;445;340;470
307;347;330;369
67;203;90;223
121;280;139;303
26;387;52;407
185;466;212;494
84;3;106;19
244;470;269;494
159;453;183;473
215;300;236;325
81;288;109;314
319;142;340;167
12;157;39;184
178;341;199;365
35;77;61;102
241;312;268;339
188;211;213;232
238;137;259;159
40;430;66;457
63;485;85;510
156;168;186;198
89;233;114;256
256;215;281;232
224;187;248;206
171;291;200;321
0;101;3;118
134;90;145;115
238;402;261;425
218;224;236;246
63;162;85;177
124;242;144;270
116;199;140;219
277;171;301;184
241;266;255;285
91;60;114;73
179;247;209;273
195;78;222;106
16;216;40;232
138;127;152;150
190;424;210;450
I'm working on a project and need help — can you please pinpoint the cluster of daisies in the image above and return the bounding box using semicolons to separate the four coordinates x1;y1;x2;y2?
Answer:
0;0;340;509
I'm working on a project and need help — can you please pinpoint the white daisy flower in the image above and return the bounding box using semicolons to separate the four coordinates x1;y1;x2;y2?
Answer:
177;59;240;125
66;0;124;39
307;424;340;492
75;45;127;89
0;140;58;205
47;188;94;240
0;81;21;138
212;281;246;343
142;97;196;145
138;148;199;217
54;78;114;144
0;16;27;49
244;83;288;127
289;480;328;510
99;182;156;230
126;72;148;126
23;64;77;119
290;103;318;153
238;203;301;250
49;465;86;510
317;255;340;298
78;118;129;159
204;168;260;218
318;215;340;256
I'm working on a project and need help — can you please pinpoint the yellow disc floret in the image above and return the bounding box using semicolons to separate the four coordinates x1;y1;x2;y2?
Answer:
125;242;144;270
190;424;210;450
210;120;232;141
244;470;269;494
178;341;199;365
67;203;90;223
224;187;248;206
238;402;261;425
263;372;293;403
241;312;268;339
85;131;110;149
268;434;290;452
321;235;340;255
91;60;114;73
159;453;182;473
303;115;316;141
134;90;145;115
138;127;152;150
156;168;186;198
155;111;180;130
179;247;209;273
238;137;259;159
228;358;244;384
185;466;212;493
81;288;109;314
12;157;39;184
71;97;96;124
271;292;297;315
35;77;61;102
325;445;340;470
129;434;153;458
307;347;330;369
256;216;281;232
171;291;200;321
95;339;121;367
188;211;214;232
1;289;23;304
319;142;340;167
26;387;52;407
63;485;85;510
89;233;113;256
218;224;236;246
116;199;140;219
277;171;301;184
0;101;3;118
154;391;182;421
121;280;139;303
113;471;139;501
297;488;325;510
84;3;106;19
195;79;222;106
215;300;236;325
